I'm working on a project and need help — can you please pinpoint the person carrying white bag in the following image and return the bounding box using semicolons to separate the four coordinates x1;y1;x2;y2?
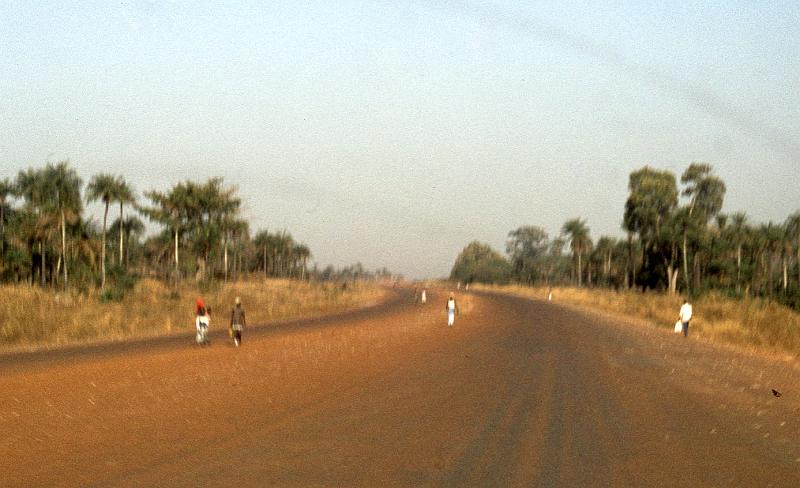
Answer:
677;298;693;338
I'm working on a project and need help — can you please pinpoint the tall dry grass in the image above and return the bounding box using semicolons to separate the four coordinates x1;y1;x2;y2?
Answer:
0;278;386;350
472;284;800;357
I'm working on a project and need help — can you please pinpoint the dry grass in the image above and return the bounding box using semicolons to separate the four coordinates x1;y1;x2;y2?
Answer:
0;278;386;350
471;284;800;358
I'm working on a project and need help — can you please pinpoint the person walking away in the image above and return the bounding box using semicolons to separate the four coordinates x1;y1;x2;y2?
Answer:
446;293;458;327
679;298;693;338
230;296;246;347
196;305;210;345
421;289;427;304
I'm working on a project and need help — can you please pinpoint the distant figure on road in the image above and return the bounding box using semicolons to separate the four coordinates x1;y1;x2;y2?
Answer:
446;293;458;327
230;296;246;347
421;289;427;304
679;298;693;338
196;303;210;346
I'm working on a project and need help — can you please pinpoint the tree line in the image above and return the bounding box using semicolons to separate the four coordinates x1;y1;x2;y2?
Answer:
0;161;394;298
451;163;800;310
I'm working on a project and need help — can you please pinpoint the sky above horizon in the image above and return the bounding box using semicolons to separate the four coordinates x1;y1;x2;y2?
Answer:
2;1;798;279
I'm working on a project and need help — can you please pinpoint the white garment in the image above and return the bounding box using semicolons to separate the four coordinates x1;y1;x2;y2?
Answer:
447;298;456;311
448;310;455;326
196;314;210;331
421;290;427;303
679;303;693;323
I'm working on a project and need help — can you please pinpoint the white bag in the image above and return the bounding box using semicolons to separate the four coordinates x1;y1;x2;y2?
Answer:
674;321;683;333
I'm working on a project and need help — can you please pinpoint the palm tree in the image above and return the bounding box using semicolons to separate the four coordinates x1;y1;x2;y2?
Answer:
48;162;83;291
292;243;311;279
562;218;591;287
593;236;617;285
0;178;13;259
786;212;800;290
222;218;248;281
726;212;750;294
110;215;145;268
141;189;184;281
680;163;726;295
114;179;136;267
87;174;121;290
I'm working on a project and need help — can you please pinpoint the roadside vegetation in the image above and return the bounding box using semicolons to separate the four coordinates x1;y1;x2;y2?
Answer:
471;284;800;357
0;162;398;348
451;163;800;311
0;277;386;350
452;162;800;356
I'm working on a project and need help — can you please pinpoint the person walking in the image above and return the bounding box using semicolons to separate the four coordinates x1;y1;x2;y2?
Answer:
421;289;427;304
195;303;210;346
230;296;246;347
679;298;693;338
446;293;458;327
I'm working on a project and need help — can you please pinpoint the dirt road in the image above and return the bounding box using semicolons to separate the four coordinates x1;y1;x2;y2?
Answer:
2;289;799;487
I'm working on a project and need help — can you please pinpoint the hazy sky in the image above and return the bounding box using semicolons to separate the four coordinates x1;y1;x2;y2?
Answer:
2;1;798;279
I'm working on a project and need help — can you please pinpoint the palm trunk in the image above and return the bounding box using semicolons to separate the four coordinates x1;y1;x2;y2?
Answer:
61;209;67;292
223;233;229;282
576;252;582;287
783;255;788;292
40;241;46;287
667;264;678;295
628;234;635;289
174;228;179;279
682;232;690;295
119;201;124;267
736;244;742;293
101;202;108;290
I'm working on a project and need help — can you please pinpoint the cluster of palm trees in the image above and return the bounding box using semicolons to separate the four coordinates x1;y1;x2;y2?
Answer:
0;162;318;293
455;163;800;309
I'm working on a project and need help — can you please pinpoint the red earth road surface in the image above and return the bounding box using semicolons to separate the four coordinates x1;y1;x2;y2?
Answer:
1;289;799;487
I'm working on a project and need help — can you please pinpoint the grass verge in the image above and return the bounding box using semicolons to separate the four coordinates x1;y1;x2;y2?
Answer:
472;284;800;358
0;278;387;350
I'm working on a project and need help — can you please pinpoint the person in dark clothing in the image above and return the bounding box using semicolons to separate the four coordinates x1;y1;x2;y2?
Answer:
230;296;246;347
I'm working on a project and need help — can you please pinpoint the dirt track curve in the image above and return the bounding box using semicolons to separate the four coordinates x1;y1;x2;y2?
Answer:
2;288;799;487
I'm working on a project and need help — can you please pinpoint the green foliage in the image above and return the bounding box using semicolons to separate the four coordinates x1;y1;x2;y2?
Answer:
100;265;137;302
506;226;549;284
450;241;511;284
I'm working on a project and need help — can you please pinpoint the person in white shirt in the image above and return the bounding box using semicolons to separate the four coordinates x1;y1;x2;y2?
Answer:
196;306;210;345
679;299;693;338
446;294;458;327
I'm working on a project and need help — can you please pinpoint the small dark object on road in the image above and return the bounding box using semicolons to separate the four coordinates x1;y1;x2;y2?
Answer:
771;389;782;397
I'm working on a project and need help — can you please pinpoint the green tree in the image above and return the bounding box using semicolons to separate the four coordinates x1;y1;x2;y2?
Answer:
506;226;549;285
727;212;751;294
109;215;145;268
592;236;618;286
16;163;83;290
141;187;186;280
680;162;726;295
113;179;136;268
562;218;591;287
623;167;678;291
450;241;511;284
87;174;122;289
786;212;800;290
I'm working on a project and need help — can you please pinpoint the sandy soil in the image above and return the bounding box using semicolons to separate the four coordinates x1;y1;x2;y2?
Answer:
1;288;799;487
